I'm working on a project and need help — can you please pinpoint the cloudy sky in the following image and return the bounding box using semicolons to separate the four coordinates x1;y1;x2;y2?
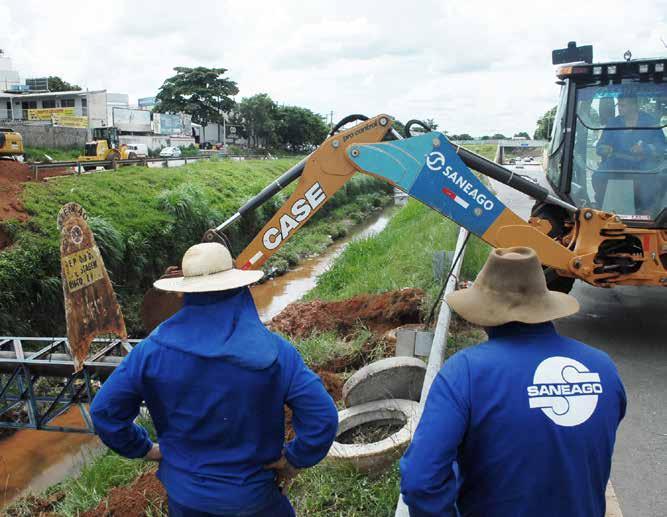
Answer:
1;0;665;136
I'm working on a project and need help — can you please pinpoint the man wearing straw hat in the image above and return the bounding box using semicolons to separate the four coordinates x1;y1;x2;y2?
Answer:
91;242;338;517
400;247;626;517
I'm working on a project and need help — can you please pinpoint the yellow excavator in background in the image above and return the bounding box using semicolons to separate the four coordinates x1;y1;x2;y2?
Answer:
78;127;135;170
0;127;24;160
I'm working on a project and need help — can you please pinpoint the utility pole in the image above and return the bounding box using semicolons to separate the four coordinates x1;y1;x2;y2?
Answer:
329;110;334;130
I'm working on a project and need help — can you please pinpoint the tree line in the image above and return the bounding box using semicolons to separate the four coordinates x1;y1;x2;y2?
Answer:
152;67;328;151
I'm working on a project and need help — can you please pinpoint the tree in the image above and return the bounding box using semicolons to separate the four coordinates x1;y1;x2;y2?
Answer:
239;94;279;147
534;106;557;140
47;76;81;92
276;106;328;151
450;133;474;141
423;118;439;131
154;67;239;134
491;133;507;139
514;131;531;139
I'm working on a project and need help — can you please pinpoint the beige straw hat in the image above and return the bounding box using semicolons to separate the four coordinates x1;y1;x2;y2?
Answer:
154;243;264;293
445;247;579;327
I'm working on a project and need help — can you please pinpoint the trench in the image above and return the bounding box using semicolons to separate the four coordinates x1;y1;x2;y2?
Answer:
0;204;396;509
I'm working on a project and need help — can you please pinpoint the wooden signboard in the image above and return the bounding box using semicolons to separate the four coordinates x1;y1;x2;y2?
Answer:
58;203;127;372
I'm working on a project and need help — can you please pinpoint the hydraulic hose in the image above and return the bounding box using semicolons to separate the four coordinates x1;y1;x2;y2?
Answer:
455;145;577;213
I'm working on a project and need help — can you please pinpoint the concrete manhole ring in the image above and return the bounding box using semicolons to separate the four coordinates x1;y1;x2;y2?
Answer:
327;399;419;473
343;356;426;407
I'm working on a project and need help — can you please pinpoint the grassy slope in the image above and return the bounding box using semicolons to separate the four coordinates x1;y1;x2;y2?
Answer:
23;147;81;162
308;143;496;304
1;158;391;335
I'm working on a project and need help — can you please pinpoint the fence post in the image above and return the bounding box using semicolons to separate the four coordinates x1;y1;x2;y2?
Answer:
395;226;469;516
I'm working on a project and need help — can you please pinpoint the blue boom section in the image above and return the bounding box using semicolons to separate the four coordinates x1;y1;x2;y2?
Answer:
347;132;506;236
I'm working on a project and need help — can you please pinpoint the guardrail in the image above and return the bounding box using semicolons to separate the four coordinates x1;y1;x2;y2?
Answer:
28;153;276;180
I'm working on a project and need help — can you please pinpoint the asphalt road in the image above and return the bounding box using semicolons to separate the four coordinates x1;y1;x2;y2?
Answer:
492;164;666;517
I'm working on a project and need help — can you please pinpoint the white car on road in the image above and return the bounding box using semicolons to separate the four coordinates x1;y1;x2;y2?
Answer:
160;146;182;158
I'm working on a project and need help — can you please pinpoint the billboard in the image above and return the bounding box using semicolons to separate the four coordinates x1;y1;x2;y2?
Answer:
52;114;88;128
28;107;76;120
112;107;152;132
138;96;157;109
153;113;192;135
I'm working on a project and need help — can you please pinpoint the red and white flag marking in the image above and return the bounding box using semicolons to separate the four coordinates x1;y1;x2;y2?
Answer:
241;251;264;270
442;187;469;209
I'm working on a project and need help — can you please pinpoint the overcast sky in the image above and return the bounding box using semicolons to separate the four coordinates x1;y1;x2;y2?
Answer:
1;0;665;136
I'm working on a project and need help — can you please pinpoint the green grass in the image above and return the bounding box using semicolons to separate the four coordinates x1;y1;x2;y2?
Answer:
1;158;392;336
23;146;81;162
291;460;401;516
308;143;497;307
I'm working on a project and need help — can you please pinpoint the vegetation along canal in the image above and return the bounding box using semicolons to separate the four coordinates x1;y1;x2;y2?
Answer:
0;204;396;509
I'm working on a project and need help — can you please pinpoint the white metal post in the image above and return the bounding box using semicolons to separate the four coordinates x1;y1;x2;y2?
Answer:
395;226;469;516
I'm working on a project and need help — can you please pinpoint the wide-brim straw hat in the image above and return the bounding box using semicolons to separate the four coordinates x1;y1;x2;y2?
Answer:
154;242;264;293
445;246;579;327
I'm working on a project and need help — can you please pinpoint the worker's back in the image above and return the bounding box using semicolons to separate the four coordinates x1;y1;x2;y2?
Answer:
401;322;626;517
91;288;338;515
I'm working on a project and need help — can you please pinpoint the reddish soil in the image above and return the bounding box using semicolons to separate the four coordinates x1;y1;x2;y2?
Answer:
81;469;166;517
269;288;425;340
0;160;31;227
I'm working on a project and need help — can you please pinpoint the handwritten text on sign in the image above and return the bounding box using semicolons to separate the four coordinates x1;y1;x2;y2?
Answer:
62;248;104;293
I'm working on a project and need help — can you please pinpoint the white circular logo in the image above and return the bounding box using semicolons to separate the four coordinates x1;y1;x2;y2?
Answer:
426;151;446;171
527;356;603;427
70;225;84;245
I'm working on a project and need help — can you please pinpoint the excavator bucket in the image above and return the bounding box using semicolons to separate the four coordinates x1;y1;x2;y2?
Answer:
58;203;127;372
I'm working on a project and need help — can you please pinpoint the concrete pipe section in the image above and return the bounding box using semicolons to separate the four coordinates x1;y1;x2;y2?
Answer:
327;399;420;474
343;356;427;407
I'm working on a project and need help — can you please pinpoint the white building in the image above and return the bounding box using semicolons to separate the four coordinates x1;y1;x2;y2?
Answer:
0;90;126;128
0;50;21;92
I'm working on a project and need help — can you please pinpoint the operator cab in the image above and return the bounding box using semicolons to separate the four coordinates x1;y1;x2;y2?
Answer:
85;127;120;156
546;42;667;227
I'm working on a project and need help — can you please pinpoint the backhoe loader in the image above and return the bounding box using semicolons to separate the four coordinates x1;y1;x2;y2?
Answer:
140;43;666;329
0;127;24;160
78;127;134;170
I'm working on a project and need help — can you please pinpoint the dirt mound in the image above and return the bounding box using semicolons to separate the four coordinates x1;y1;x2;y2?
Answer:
270;288;425;339
0;160;30;227
5;491;64;516
81;469;166;517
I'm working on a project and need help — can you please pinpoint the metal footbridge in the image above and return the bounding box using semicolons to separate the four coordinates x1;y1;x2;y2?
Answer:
0;336;138;433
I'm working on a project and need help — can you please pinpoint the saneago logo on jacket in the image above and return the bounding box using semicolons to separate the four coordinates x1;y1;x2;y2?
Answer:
527;356;603;427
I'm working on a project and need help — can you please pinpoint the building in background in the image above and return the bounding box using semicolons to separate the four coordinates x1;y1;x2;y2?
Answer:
0;50;21;93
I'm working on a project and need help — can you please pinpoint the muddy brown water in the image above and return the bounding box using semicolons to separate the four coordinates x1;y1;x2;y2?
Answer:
0;206;395;509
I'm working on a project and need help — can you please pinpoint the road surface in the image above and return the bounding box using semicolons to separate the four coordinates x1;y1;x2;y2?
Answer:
492;164;666;517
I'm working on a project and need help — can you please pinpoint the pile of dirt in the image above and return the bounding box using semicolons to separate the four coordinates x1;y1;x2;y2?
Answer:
5;491;64;516
270;288;425;340
0;160;31;228
81;469;166;517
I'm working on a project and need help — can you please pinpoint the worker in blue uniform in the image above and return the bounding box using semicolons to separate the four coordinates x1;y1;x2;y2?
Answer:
400;247;626;517
91;242;339;517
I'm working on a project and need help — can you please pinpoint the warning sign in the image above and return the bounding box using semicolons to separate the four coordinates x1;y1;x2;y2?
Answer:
58;203;127;372
62;248;105;293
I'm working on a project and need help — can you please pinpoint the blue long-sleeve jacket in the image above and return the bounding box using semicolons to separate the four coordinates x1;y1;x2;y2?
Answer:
400;322;626;517
90;288;338;514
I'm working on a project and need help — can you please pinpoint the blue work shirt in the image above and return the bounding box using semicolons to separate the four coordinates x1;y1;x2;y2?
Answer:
597;112;666;171
400;322;626;517
90;288;338;515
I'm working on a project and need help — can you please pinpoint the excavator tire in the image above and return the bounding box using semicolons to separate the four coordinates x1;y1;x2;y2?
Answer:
530;201;576;293
106;151;121;170
544;267;575;294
